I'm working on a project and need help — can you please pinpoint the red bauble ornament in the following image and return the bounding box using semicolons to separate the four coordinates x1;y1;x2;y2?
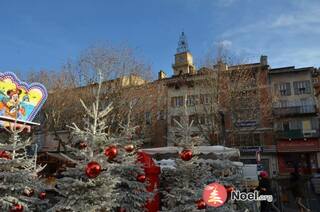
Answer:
137;174;146;183
196;199;206;209
10;204;23;212
23;187;34;197
38;191;46;200
180;149;193;161
225;185;235;193
118;208;126;212
104;146;118;159
124;144;134;153
225;185;235;201
85;161;102;178
79;142;87;149
0;151;11;160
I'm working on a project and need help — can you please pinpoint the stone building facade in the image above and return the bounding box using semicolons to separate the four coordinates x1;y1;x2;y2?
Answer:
269;66;320;175
36;32;320;178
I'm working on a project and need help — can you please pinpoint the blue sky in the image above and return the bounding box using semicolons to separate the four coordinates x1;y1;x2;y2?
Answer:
0;0;319;77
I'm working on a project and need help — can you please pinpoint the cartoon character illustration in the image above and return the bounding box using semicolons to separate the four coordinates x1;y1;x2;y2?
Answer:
0;88;26;119
0;72;47;127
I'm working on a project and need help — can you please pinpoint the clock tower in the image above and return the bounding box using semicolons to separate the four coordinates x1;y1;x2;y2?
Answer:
172;32;196;76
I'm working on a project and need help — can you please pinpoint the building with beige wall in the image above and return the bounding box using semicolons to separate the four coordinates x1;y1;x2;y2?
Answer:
269;66;320;175
36;32;320;178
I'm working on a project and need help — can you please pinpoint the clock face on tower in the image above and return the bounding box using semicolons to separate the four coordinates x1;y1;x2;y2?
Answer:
176;55;185;64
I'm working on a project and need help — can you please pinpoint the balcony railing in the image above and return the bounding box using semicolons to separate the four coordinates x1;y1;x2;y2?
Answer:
273;105;316;116
276;129;319;139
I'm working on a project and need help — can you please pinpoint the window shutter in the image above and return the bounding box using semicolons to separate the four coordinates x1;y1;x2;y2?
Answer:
305;81;311;93
293;82;298;95
302;120;311;131
311;118;318;130
286;83;291;95
274;83;278;95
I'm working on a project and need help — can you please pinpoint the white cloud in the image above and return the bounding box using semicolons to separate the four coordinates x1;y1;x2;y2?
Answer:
271;11;320;28
219;40;232;48
222;1;320;37
207;1;320;68
271;14;297;27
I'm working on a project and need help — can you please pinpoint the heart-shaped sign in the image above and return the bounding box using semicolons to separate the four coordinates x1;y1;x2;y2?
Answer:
0;72;47;124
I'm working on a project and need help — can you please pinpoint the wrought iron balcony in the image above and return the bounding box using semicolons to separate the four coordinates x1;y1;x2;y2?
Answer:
273;105;316;116
276;129;319;139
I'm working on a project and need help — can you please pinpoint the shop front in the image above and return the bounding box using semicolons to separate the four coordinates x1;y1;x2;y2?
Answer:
239;145;278;178
277;138;320;175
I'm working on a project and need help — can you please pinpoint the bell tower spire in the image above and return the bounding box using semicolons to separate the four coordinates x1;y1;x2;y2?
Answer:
172;32;195;76
177;32;189;53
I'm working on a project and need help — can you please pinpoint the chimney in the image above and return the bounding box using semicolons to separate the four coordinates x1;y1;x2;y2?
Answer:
213;60;228;71
158;70;167;80
260;55;268;66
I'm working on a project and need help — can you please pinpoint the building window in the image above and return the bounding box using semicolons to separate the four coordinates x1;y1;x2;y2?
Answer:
145;112;151;125
279;100;288;108
253;134;261;146
200;94;211;104
279;82;291;96
289;119;302;130
302;120;312;131
238;133;260;146
293;80;311;95
186;95;197;106
171;116;180;126
157;110;165;120
198;114;211;125
283;121;290;131
171;96;184;107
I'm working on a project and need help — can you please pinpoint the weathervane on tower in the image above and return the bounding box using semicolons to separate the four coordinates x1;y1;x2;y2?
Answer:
176;31;189;53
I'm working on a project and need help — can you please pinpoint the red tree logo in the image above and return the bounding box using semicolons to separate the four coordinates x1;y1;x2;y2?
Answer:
202;183;227;208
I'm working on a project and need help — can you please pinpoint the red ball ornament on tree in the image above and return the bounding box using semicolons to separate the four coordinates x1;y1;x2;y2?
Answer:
38;191;46;200
124;144;134;153
0;150;11;160
225;185;235;201
118;208;126;212
196;199;206;210
104;145;118;159
137;174;146;183
180;149;193;161
10;204;23;212
79;142;87;150
85;161;102;178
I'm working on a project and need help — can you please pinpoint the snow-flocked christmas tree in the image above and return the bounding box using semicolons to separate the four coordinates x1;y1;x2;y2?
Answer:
0;123;49;212
160;112;249;212
50;70;150;212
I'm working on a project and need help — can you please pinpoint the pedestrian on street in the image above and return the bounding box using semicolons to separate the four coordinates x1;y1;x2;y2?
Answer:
257;171;281;212
258;171;272;212
288;170;311;212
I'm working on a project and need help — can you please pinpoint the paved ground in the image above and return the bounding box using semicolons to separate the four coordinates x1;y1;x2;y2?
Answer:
278;180;320;212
